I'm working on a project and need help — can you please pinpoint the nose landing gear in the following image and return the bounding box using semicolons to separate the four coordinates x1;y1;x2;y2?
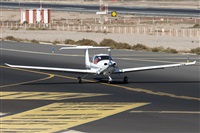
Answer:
108;76;113;84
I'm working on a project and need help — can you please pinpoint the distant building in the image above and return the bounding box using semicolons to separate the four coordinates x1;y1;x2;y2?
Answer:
21;8;51;24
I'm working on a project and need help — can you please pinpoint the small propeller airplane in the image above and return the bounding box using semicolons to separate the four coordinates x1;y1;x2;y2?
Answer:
5;46;196;83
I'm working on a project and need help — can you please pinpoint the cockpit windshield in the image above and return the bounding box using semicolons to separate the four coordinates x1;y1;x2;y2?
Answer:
93;55;112;64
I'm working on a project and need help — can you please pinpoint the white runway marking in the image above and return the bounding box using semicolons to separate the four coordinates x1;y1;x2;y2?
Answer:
130;111;200;114
0;112;7;116
61;130;86;133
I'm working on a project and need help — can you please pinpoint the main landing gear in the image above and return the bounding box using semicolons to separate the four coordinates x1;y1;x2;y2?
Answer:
123;76;128;84
77;77;82;83
77;73;90;83
77;76;128;84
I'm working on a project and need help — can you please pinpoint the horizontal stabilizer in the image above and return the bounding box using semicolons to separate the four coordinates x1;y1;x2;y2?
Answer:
60;46;110;50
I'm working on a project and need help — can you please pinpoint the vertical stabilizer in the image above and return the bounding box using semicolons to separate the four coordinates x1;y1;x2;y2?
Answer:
60;46;110;69
85;49;91;69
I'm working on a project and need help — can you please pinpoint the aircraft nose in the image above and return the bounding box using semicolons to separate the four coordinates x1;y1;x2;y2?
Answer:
107;60;117;66
113;62;117;66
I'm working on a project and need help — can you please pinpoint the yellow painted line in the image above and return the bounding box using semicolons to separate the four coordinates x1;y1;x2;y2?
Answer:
53;73;200;101
5;65;197;101
0;92;108;100
0;66;55;89
130;111;200;114
101;83;200;101
1;62;198;101
0;102;149;133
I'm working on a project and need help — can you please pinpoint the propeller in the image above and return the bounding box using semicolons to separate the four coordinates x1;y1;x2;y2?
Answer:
97;49;117;75
108;49;117;66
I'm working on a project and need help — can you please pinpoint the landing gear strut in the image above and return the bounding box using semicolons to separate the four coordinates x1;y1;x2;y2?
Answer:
77;73;89;83
77;77;82;83
108;76;113;84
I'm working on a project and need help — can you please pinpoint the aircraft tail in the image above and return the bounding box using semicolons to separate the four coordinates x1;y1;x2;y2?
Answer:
60;46;110;69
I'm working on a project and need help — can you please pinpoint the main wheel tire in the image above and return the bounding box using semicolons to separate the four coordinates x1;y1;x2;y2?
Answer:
123;76;128;84
77;77;82;83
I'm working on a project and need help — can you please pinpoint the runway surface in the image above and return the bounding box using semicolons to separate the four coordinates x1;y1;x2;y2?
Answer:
0;41;200;133
1;2;200;17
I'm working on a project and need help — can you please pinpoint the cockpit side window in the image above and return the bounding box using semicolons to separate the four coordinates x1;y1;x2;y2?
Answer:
93;56;99;64
100;56;112;60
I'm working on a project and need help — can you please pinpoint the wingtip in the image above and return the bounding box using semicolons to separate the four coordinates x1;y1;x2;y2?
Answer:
185;60;197;65
4;63;10;66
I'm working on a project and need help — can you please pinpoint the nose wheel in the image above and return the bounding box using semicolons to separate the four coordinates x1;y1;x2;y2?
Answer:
108;76;113;84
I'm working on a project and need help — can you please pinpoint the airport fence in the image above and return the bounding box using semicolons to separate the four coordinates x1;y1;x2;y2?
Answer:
0;21;199;38
56;17;200;25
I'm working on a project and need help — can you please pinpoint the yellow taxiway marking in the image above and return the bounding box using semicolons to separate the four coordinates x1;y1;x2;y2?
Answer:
53;74;200;101
0;91;108;100
0;102;149;133
101;83;200;101
0;65;55;89
130;111;200;114
1;65;199;101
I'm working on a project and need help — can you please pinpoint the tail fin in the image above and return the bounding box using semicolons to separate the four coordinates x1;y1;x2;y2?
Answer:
60;46;110;69
85;49;90;69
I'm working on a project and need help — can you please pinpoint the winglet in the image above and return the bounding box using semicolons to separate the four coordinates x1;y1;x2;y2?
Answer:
5;63;12;67
185;61;196;65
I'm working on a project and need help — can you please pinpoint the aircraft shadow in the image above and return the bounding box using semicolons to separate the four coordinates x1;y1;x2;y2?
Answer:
22;81;98;85
22;79;199;85
94;80;200;84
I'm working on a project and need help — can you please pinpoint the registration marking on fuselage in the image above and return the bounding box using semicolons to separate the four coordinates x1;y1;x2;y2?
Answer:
0;102;149;133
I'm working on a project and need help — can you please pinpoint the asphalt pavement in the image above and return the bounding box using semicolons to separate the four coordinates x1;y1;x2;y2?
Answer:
0;41;199;133
1;2;199;17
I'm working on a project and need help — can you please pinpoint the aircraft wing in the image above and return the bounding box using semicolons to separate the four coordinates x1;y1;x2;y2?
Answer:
5;63;96;74
115;61;196;73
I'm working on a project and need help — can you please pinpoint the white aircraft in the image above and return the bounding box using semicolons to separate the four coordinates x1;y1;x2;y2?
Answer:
5;46;196;83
